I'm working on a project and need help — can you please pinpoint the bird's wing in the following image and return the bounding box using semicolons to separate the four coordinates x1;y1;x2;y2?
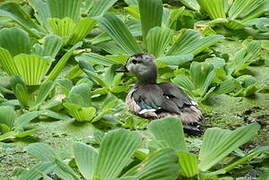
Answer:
132;84;180;114
158;82;197;108
132;84;163;109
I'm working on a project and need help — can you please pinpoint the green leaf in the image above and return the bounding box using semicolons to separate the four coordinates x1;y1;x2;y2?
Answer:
94;129;142;179
172;75;195;95
79;60;109;88
197;0;226;19
0;2;43;36
10;75;31;107
89;0;118;17
68;18;96;45
145;27;173;57
14;111;40;130
14;54;51;85
199;123;260;171
28;0;51;29
35;81;55;107
76;53;117;66
148;117;187;152
190;61;215;96
39;110;72;121
47;0;82;22
167;29;224;56
178;152;198;177
228;0;265;20
73;142;98;179
0;106;16;128
157;54;194;66
33;34;63;59
25;143;60;161
46;42;81;81
0;27;31;56
124;148;179;180
125;0;138;5
0;48;18;75
17;162;56;180
63;103;96;122
47;17;76;44
138;0;163;41
214;79;238;94
178;0;200;10
99;13;142;55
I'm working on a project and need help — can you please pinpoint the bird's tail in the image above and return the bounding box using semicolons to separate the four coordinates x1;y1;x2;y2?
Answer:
180;105;203;125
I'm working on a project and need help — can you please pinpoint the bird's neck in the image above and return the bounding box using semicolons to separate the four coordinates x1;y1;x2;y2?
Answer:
136;69;157;84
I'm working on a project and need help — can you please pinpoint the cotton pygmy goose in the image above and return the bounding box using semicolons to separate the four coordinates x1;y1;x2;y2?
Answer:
116;53;203;131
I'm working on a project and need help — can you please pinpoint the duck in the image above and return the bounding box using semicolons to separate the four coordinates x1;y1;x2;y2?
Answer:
116;53;203;132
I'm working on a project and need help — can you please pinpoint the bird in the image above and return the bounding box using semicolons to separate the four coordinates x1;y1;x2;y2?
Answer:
116;53;203;132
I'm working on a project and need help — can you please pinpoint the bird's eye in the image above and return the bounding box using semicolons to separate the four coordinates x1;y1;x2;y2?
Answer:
132;59;138;64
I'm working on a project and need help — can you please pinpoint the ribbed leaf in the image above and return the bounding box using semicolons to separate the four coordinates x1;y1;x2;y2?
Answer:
157;54;194;66
63;103;96;122
68;18;96;45
14;54;51;85
145;27;173;57
139;0;163;41
0;48;18;75
228;0;265;20
94;129;142;179
89;0;118;17
178;0;200;10
46;42;81;81
0;27;31;56
125;0;138;5
149;117;187;152
199;123;260;171
215;79;238;94
25;143;60;161
190;61;215;91
0;106;16;128
79;60;109;88
33;34;63;59
14;111;40;130
73;142;98;179
99;13;142;55
47;17;76;44
47;0;82;22
167;30;224;56
172;75;195;94
0;3;43;35
35;81;55;107
178;152;198;177
10;75;31;107
197;0;226;19
17;162;56;180
28;0;51;28
76;53;117;66
124;148;179;180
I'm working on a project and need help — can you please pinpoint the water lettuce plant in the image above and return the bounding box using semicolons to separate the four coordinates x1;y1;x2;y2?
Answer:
148;117;266;179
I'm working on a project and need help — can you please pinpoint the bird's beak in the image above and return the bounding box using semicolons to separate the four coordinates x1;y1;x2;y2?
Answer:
116;65;128;72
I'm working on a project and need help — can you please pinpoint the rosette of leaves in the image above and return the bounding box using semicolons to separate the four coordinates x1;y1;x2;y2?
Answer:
0;106;40;142
0;27;60;86
148;117;266;179
94;0;224;63
226;40;262;77
196;0;269;30
63;80;96;122
0;0;118;45
0;26;82;85
171;61;217;101
18;129;179;180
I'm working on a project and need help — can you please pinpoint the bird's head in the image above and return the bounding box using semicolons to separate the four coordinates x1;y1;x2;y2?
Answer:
116;53;157;83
